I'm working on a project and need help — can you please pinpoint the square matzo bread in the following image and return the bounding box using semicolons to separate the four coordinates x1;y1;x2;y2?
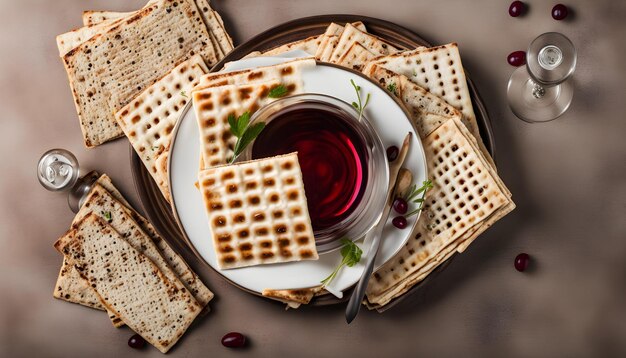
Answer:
198;153;318;269
192;59;313;169
193;80;282;168
80;0;232;59
363;44;474;124
193;58;315;93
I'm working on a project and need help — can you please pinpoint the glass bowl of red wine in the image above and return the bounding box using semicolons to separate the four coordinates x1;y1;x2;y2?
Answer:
235;93;389;253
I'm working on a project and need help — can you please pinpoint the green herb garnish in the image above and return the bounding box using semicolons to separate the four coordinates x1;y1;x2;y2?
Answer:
103;211;112;222
320;238;363;288
228;111;266;164
350;79;371;121
180;90;187;98
412;69;418;77
387;82;397;95
403;179;433;217
268;84;288;98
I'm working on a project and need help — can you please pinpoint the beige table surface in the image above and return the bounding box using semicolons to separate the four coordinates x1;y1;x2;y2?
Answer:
1;0;625;357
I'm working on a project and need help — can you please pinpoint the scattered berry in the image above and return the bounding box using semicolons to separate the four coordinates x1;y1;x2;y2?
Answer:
552;4;568;20
509;1;525;17
392;216;408;229
393;198;408;215
514;253;530;272
128;334;146;349
507;51;526;67
222;332;246;348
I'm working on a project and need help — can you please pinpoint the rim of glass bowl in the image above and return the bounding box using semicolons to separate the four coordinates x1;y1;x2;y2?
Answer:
234;93;389;254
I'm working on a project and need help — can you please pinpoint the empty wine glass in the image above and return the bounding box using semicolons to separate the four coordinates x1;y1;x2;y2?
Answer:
38;148;79;191
507;32;577;123
38;149;101;213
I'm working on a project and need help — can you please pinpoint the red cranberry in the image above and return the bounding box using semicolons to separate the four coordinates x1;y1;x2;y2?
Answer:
128;334;146;349
221;332;246;348
552;4;568;20
393;197;408;214
392;216;408;229
508;1;525;17
386;145;399;162
507;51;526;67
514;253;530;272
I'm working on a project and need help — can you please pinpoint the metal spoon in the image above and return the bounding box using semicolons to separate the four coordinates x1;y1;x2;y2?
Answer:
345;133;412;323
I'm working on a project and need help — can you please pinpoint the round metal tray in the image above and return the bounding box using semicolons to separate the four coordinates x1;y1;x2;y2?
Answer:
131;14;495;308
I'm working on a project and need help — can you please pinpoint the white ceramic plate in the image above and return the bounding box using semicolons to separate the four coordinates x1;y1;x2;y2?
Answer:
169;55;427;295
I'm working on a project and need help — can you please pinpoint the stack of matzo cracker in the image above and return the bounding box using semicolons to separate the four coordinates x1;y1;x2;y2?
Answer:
57;0;233;148
53;174;213;353
356;44;513;308
365;118;514;308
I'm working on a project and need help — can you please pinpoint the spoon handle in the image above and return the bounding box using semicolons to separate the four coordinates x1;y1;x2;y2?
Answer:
345;133;411;323
344;204;388;323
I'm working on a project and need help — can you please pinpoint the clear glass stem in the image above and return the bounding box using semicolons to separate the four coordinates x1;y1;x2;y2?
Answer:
530;80;546;99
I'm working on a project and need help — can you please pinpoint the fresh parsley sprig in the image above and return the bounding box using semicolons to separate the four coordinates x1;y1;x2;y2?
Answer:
403;179;433;217
268;84;288;98
350;79;371;121
320;238;363;288
228;112;266;164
